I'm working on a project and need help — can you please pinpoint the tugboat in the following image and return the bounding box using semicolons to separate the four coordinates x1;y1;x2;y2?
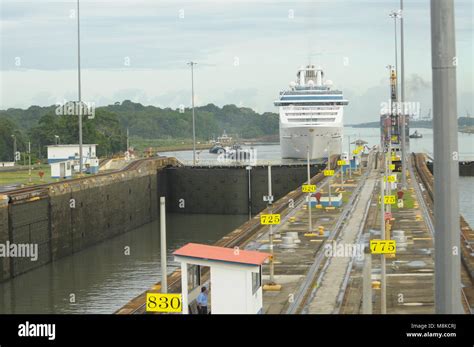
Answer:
209;143;226;154
409;130;423;139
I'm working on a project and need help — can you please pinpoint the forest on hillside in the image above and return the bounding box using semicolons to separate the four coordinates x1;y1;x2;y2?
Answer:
0;101;279;161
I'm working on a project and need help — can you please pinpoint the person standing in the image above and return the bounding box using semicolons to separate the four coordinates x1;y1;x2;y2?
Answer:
196;286;208;314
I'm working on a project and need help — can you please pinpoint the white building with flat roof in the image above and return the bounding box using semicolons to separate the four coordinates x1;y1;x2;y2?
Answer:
47;144;98;175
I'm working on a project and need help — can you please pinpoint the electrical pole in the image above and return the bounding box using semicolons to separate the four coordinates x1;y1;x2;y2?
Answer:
28;141;32;184
188;61;197;166
160;197;168;293
340;137;344;189
268;165;275;284
307;143;312;232
11;135;16;163
77;0;83;175
430;0;462;314
327;143;332;206
380;154;387;314
400;0;407;190
348;135;352;179
126;128;129;151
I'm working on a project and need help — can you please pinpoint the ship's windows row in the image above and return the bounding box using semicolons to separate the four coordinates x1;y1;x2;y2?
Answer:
286;118;336;123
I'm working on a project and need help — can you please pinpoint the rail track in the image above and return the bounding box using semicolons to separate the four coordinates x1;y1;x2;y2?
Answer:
285;151;376;314
120;157;340;314
412;153;473;314
3;157;173;203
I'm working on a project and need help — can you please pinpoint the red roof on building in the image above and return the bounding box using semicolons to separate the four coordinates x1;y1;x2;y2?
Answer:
173;243;271;266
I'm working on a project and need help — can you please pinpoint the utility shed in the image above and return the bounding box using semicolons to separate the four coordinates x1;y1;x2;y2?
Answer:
174;243;271;314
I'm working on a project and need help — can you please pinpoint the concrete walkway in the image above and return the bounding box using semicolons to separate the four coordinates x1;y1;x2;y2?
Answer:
306;165;378;314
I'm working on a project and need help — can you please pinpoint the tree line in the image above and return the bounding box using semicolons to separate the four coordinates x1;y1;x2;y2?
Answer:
0;101;279;161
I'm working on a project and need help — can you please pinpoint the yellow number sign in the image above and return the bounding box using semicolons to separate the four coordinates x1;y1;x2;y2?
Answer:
260;214;281;225
324;169;335;176
370;240;396;254
384;175;397;183
389;164;395;170
353;149;359;155
337;160;347;166
302;184;316;193
146;293;182;313
384;195;396;204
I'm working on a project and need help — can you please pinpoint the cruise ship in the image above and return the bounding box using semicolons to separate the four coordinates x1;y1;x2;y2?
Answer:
274;65;349;159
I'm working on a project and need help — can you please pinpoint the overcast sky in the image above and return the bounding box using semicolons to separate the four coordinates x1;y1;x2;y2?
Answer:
0;0;472;123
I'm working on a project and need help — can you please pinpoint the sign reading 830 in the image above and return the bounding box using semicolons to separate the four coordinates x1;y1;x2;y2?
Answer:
146;293;182;313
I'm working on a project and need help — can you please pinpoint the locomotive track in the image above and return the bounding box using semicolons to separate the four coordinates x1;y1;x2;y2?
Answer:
413;153;474;314
3;157;171;203
120;157;340;314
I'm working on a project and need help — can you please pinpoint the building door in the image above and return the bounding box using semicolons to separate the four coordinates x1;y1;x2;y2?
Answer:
60;162;65;178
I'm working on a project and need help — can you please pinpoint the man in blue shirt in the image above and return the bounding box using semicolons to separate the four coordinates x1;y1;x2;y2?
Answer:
196;286;208;314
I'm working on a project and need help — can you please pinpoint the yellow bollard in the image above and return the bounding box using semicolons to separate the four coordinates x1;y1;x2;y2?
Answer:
318;226;325;236
372;281;381;289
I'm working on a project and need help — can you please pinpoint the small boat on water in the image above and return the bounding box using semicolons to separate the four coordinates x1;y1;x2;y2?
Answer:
409;130;423;139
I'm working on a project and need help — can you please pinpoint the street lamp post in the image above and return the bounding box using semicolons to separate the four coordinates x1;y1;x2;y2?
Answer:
327;148;332;206
11;134;16;163
188;61;197;166
400;0;407;190
77;0;83;175
389;10;401;95
28;141;32;184
55;135;60;145
307;144;312;232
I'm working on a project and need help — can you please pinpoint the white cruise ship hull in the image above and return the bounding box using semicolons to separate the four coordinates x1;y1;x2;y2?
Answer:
280;124;343;159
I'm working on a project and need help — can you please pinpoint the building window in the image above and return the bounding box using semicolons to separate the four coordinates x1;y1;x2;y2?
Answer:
187;265;200;292
252;267;261;295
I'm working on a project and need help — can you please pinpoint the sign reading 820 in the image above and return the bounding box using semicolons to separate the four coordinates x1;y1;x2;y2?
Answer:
260;214;281;225
146;293;182;313
302;184;316;193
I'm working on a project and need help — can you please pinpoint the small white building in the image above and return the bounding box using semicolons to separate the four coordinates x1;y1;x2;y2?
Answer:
174;243;271;314
50;160;72;179
47;144;98;175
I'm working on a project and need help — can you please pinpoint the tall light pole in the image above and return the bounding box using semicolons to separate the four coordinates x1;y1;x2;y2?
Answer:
347;135;352;179
188;61;197;166
389;10;401;97
126;128;130;152
307;143;312;232
11;134;16;163
430;0;461;314
28;141;32;184
327;141;332;206
380;154;387;314
77;0;83;175
399;0;407;190
267;165;275;284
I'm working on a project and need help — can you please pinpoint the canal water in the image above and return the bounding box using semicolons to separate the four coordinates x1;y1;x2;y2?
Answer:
0;214;247;314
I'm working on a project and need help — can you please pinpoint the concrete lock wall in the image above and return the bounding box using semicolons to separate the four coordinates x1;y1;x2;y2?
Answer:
0;158;174;282
162;165;323;215
1;158;322;281
0;195;10;282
